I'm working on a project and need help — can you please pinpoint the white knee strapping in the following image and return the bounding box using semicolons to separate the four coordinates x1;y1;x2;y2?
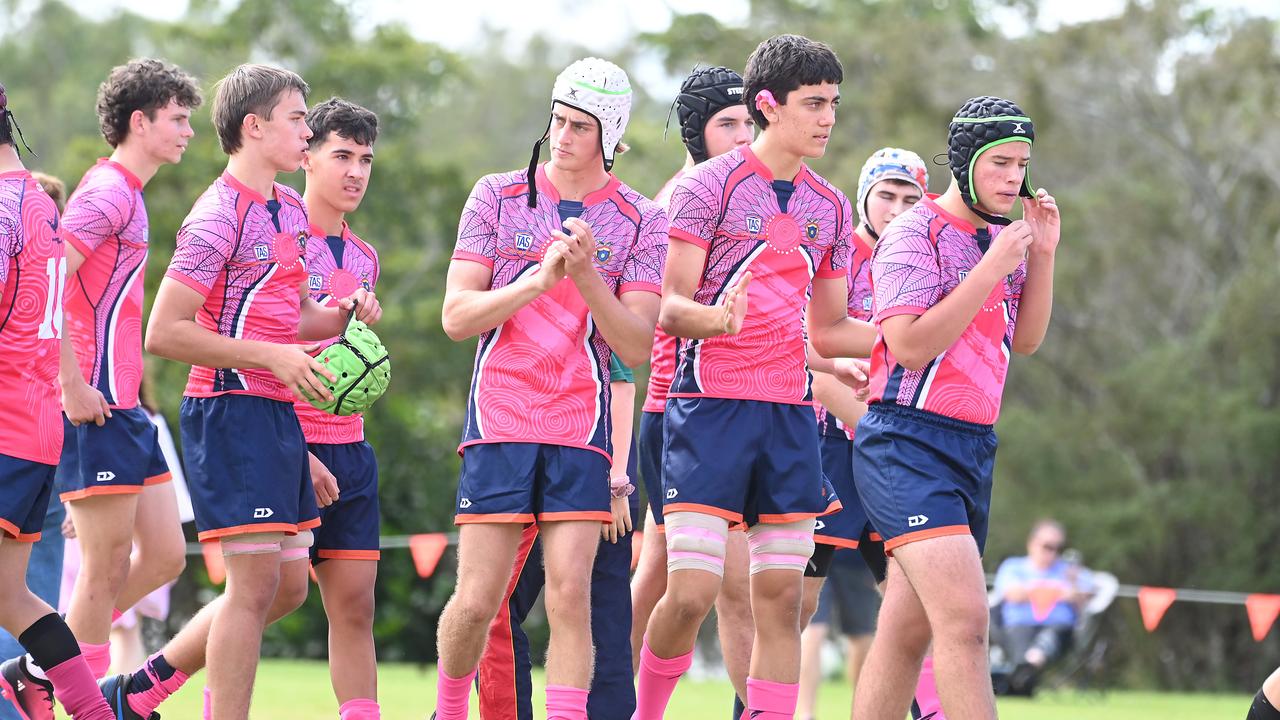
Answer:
747;518;816;575
280;530;314;562
221;531;284;557
664;512;730;576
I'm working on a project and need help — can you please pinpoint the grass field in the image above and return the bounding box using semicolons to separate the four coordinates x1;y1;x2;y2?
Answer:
67;659;1247;719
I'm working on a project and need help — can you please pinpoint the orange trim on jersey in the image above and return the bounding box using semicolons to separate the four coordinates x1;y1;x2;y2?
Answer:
662;502;743;524
536;511;612;523
144;472;173;486
883;524;972;553
316;549;380;561
451;251;495;269
60;485;145;503
455;513;537;525
814;534;859;550
668;226;711;250
618;280;662;297
756;511;822;524
197;522;306;543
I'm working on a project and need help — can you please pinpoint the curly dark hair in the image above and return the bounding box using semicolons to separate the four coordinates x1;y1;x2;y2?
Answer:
743;34;843;130
97;58;202;148
306;97;379;150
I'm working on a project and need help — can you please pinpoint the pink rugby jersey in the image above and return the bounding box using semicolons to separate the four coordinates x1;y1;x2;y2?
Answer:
453;164;667;461
294;222;379;444
61;159;149;409
814;231;874;440
666;146;852;404
641;170;685;414
0;171;65;465
866;196;1026;425
166;172;310;402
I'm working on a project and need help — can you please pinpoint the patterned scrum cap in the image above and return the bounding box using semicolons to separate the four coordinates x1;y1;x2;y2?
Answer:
947;95;1035;219
304;319;391;416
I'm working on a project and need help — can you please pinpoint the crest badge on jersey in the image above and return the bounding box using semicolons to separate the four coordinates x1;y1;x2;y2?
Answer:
595;244;612;264
746;215;763;235
515;232;534;252
806;221;819;241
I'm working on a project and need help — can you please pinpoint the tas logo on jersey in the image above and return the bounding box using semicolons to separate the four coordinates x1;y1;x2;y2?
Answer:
459;498;473;509
805;221;819;241
308;273;324;291
666;488;678;499
253;507;274;519
95;471;116;483
746;215;763;235
908;514;929;528
515;232;534;252
862;296;873;312
959;270;968;282
254;243;271;261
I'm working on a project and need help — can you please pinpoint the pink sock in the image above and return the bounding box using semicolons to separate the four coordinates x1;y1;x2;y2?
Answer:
204;686;212;720
46;655;114;720
545;685;588;720
746;677;799;720
915;655;944;719
435;666;476;720
339;697;381;719
126;652;191;717
632;639;693;720
78;641;111;680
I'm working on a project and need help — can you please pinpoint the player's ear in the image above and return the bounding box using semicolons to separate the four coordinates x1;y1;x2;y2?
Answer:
241;112;262;141
301;148;313;172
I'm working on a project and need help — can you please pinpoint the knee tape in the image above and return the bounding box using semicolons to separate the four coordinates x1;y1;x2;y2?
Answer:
280;530;314;562
664;512;730;576
747;518;816;575
221;532;284;557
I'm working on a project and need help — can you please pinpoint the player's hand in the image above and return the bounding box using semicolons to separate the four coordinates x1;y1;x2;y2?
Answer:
61;378;112;427
602;494;633;543
61;510;76;539
555;217;599;281
265;343;337;404
982;219;1035;278
338;288;382;326
309;451;339;507
534;240;568;292
718;272;752;336
833;357;871;395
1022;189;1060;257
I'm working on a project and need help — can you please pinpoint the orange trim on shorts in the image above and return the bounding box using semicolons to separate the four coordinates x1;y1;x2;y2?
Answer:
536;511;612;523
0;517;39;543
663;502;743;524
59;485;145;503
455;513;537;525
298;517;322;531
144;472;173;486
198;522;306;543
316;549;380;561
729;522;748;532
814;534;859;550
883;524;972;554
869;532;883;542
820;498;844;516
756;511;821;524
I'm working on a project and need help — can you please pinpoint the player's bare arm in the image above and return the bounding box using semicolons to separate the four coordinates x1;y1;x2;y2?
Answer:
881;222;1034;371
1011;189;1059;355
298;287;382;342
440;244;567;341
659;237;752;339
145;277;335;402
56;243;112;427
807;274;876;359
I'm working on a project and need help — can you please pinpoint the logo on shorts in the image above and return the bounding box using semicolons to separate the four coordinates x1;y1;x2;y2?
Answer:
253;507;274;519
746;215;763;235
815;520;826;531
908;514;929;528
515;232;534;252
459;498;473;509
95;471;115;483
665;488;678;499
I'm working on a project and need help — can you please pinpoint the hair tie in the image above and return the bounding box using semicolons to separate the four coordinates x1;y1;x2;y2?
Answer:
754;89;778;113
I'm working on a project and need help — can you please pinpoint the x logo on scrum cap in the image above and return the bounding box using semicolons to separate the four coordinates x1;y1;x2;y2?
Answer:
566;87;579;99
1012;122;1026;134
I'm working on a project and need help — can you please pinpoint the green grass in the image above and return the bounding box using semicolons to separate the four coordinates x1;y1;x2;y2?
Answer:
75;659;1249;718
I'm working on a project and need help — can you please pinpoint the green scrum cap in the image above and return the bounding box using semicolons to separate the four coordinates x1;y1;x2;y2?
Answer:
304;317;391;416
